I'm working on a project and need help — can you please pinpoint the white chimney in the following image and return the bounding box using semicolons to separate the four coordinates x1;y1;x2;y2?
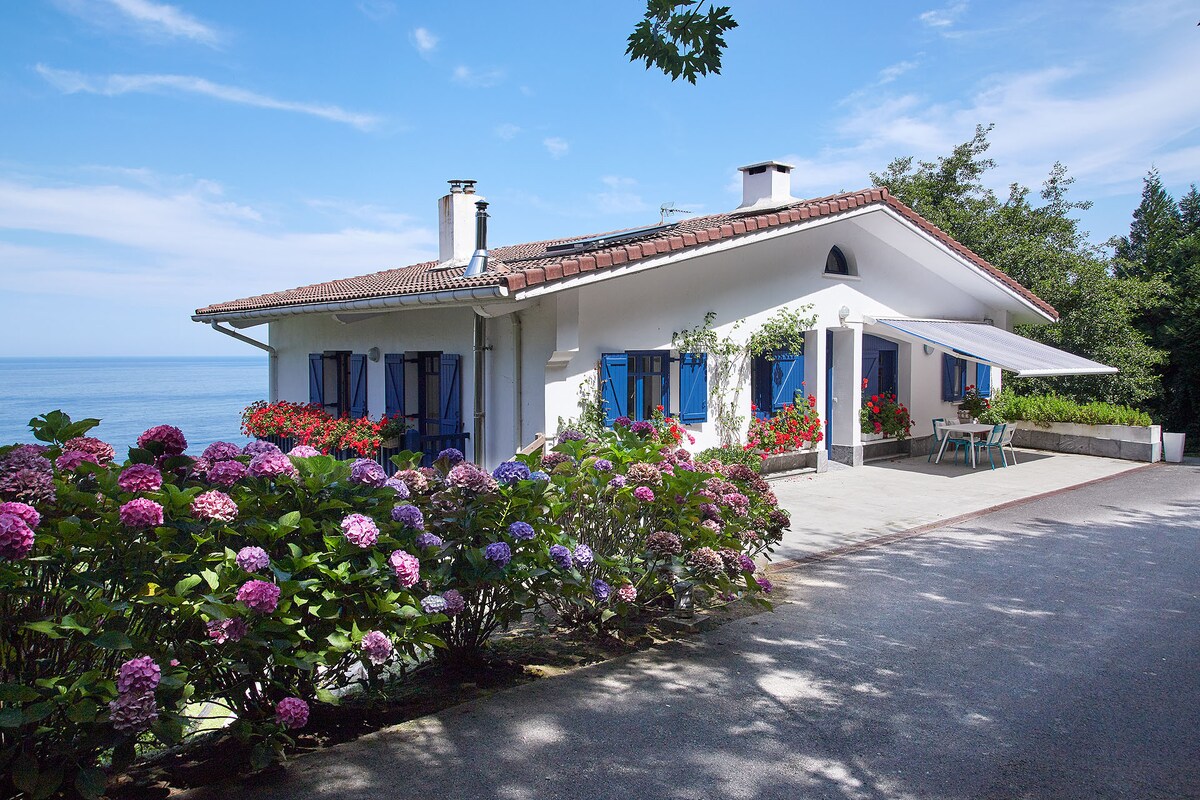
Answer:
736;161;797;212
439;179;482;265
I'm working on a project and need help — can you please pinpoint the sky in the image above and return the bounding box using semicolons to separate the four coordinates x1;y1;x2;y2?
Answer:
1;0;1197;356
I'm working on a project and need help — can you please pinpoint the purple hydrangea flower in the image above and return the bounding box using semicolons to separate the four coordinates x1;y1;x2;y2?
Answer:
540;452;571;468
391;504;424;529
350;458;388;487
119;498;164;529
593;459;613;472
137;425;188;456
235;545;270;572
507;521;535;541
447;463;497;493
549;544;572;570
755;576;774;593
737;554;756;573
56;450;98;472
485;541;512;567
0;502;39;530
492;460;531;485
646;530;682;556
592;579;611;602
632;486;655;503
248;451;298;479
207;459;248;487
274;697;309;729
699;503;720;520
206;617;248;643
360;630;393;665
530;470;550;482
721;492;750;517
607;475;627;490
557;429;585;442
109;690;157;732
118;464;163;493
437;447;465;465
202;441;243;462
242;440;281;458
421;594;448;614
685;546;723;577
573;544;594;568
341;513;380;548
388;549;421;587
191;490;238;523
414;532;443;549
383;478;411;499
613;416;632;428
117;656;161;694
287;444;322;458
65;436;114;465
630;420;655;436
442;589;465;615
237;579;281;613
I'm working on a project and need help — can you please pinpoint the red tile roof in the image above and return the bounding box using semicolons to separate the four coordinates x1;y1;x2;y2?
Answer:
194;188;1058;320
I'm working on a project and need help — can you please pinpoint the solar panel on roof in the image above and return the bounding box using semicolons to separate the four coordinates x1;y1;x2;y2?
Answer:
543;223;671;254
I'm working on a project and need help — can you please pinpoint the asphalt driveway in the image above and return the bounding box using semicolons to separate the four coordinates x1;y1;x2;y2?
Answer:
181;461;1200;800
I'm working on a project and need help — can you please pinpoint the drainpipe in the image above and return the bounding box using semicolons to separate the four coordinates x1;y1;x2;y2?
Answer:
473;312;486;465
512;311;523;448
209;322;278;401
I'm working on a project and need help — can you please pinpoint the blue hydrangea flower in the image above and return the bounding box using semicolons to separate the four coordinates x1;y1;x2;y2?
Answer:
530;470;550;482
421;594;448;614
485;541;512;567
492;460;531;485
593;459;613;472
437;448;465;465
508;521;535;541
573;544;594;568
549;544;572;570
414;532;443;549
391;504;425;530
592;578;611;602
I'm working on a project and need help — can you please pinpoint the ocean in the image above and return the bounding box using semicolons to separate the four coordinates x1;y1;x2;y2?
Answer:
0;357;268;454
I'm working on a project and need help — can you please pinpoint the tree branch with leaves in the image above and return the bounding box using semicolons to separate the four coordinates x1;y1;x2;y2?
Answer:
627;0;738;84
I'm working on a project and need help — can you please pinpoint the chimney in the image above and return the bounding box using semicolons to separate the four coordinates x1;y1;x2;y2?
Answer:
439;179;481;264
464;201;489;277
736;161;797;212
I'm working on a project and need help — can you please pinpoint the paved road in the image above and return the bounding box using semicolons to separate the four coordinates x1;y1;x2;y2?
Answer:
187;463;1200;800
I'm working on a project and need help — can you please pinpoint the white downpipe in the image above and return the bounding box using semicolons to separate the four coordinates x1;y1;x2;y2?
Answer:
208;322;278;402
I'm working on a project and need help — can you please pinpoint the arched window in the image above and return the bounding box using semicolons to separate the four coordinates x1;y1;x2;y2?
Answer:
825;246;850;275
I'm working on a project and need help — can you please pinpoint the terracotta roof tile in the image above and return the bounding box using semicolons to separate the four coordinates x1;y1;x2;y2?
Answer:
194;187;1057;320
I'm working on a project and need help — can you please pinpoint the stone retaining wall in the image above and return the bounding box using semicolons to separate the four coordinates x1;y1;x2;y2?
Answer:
1010;421;1161;462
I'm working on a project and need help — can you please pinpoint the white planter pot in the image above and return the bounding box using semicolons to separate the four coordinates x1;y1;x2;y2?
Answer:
1162;432;1186;463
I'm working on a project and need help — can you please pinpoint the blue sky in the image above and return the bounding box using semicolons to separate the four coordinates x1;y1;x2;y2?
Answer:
1;0;1196;356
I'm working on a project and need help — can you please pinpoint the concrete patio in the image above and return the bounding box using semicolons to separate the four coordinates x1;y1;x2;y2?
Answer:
768;447;1150;565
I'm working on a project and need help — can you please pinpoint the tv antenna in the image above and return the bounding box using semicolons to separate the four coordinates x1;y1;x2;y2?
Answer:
659;203;694;224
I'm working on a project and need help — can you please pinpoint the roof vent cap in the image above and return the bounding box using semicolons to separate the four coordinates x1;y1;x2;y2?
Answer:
736;160;797;212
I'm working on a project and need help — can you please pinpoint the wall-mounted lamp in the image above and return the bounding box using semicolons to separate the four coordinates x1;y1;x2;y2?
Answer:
983;317;994;327
923;344;935;356
367;347;381;362
837;305;850;327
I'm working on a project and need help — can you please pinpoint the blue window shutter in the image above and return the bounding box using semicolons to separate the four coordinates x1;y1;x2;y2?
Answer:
600;353;628;426
770;353;805;412
659;354;671;417
976;363;992;397
861;351;880;398
439;353;462;433
679;353;708;423
384;354;405;416
942;354;957;402
879;351;898;397
309;354;324;406
349;354;368;418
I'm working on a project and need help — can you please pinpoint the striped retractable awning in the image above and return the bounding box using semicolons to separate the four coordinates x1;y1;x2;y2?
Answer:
872;318;1118;377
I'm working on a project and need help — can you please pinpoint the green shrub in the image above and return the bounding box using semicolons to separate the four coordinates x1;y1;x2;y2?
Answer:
695;445;761;470
983;389;1153;427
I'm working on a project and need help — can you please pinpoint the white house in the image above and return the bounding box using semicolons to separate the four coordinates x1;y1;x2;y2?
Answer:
193;162;1114;467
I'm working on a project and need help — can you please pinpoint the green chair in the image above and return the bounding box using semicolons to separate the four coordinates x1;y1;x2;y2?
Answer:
930;418;968;463
973;424;1007;470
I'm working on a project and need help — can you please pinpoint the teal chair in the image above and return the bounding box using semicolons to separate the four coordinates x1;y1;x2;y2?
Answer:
973;424;1007;470
929;418;968;463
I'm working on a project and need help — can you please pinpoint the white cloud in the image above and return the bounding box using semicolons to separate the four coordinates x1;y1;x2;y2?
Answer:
452;65;505;88
494;123;521;140
411;27;438;55
593;176;648;215
36;65;380;131
55;0;221;46
543;137;569;159
877;60;919;85
357;1;395;22
919;1;968;29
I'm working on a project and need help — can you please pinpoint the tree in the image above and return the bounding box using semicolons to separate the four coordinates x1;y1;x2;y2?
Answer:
1113;169;1182;280
626;0;738;84
872;126;1166;407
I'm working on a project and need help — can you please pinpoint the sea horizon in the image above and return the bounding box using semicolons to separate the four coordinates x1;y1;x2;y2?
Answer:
0;355;268;454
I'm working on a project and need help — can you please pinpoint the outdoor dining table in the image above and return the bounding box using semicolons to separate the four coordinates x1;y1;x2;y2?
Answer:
934;422;997;469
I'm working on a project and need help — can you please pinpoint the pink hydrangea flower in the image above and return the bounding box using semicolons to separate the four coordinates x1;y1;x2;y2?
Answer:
288;445;321;458
206;617;248;643
616;584;638;603
359;630;393;665
237;579;281;613
109;690;157;732
118;464;163;493
191;490;238;523
274;697;309;729
65;436;115;465
207;459;248;487
235;545;270;572
720;492;750;517
0;513;35;561
248;451;298;479
632;486;655;503
119;498;164;529
0;501;39;529
341;513;379;548
56;450;98;472
117;656;161;694
388;549;420;588
137;425;188;456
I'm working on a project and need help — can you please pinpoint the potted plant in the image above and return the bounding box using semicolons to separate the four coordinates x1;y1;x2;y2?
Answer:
378;413;409;449
958;384;990;423
860;391;913;440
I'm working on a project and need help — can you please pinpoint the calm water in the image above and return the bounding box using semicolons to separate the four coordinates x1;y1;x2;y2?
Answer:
0;357;267;454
